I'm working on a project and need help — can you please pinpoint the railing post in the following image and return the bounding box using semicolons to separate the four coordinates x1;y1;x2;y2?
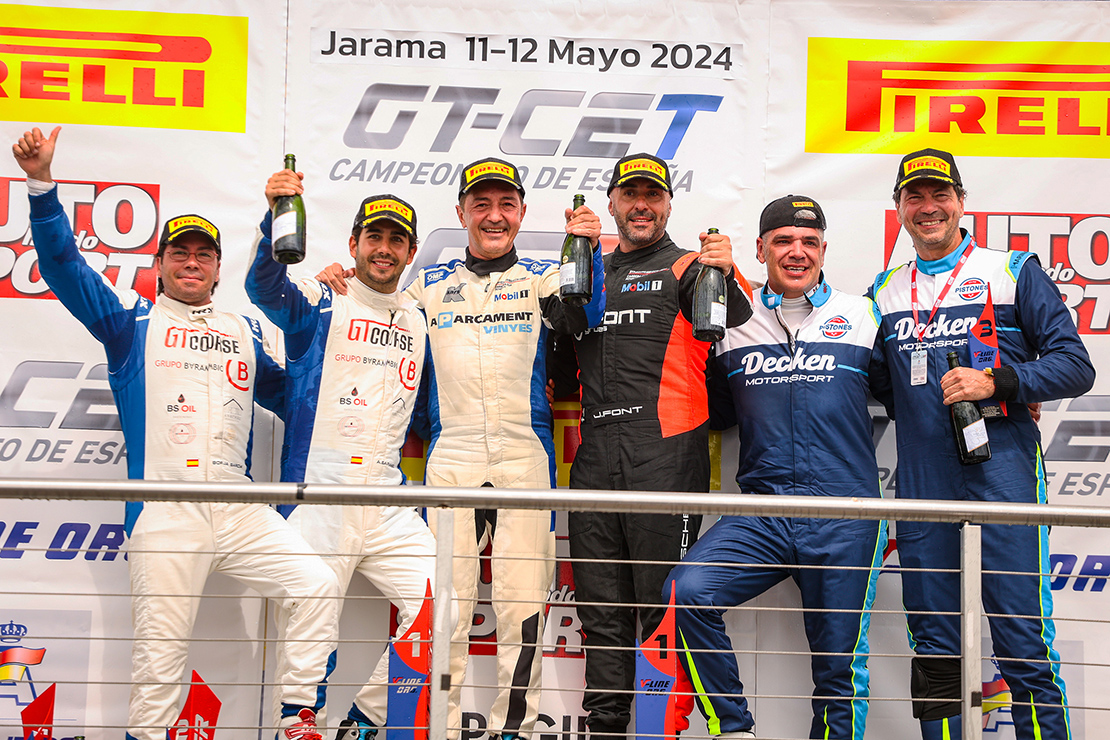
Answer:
961;522;983;740
430;507;455;739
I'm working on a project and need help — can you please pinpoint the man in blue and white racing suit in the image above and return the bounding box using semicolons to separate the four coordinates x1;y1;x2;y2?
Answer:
667;195;886;739
248;169;442;740
12;126;340;740
869;149;1095;740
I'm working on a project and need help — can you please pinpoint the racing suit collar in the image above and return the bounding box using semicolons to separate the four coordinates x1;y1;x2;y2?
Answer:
466;246;518;276
759;271;833;310
914;230;974;275
157;294;216;322
345;273;404;310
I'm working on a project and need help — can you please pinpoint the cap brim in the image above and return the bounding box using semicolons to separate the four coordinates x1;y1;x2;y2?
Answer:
357;213;415;236
896;173;956;191
609;173;672;193
165;227;220;250
460;174;525;196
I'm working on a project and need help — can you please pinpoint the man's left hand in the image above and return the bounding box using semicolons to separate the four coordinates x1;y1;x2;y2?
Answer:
317;262;353;294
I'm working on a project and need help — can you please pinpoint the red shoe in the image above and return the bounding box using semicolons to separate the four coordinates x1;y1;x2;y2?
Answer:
283;708;323;740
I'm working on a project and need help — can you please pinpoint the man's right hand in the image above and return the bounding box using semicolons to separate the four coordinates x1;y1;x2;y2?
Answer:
12;126;61;183
317;262;353;295
265;168;304;209
565;203;601;249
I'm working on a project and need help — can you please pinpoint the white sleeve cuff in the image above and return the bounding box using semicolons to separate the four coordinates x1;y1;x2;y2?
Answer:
27;178;55;195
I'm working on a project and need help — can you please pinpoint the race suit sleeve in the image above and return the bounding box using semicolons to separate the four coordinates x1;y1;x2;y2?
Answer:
865;298;896;419
27;185;139;367
538;244;607;332
708;347;737;431
410;333;433;441
676;258;755;328
245;211;323;361
547;331;581;399
248;320;287;420
1008;252;1096;402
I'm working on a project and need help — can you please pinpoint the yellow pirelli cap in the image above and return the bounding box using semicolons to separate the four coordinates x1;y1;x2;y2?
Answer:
353;194;418;238
458;157;525;198
895;148;963;193
607;152;673;195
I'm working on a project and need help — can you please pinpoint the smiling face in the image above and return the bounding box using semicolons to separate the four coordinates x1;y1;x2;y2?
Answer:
757;226;826;298
349;220;416;293
608;178;671;252
457;180;526;261
896;179;965;260
156;233;220;305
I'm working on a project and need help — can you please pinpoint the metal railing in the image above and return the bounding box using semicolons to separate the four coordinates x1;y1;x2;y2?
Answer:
3;478;1108;740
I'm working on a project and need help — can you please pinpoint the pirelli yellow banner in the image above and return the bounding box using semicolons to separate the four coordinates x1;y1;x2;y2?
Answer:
806;38;1110;158
0;4;248;132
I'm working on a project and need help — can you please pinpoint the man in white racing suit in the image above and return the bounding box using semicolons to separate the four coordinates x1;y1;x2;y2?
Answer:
12;126;340;740
248;169;443;740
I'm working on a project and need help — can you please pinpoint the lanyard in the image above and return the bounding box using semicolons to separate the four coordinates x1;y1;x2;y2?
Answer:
910;240;975;345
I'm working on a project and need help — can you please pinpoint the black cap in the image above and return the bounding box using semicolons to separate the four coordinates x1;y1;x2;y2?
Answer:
759;195;827;235
607;152;672;195
159;214;220;255
894;148;963;194
458;157;525;198
352;195;418;241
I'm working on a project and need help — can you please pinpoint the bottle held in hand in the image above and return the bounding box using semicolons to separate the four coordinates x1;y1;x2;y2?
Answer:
559;193;592;307
272;153;307;265
947;351;991;465
692;227;727;342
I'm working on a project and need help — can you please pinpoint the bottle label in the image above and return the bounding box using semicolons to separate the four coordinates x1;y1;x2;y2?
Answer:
560;262;577;287
273;211;298;241
710;301;726;328
962;417;988;452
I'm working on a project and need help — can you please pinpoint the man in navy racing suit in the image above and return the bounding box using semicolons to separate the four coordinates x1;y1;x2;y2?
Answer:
666;195;887;740
247;170;444;740
12;125;340;740
868;149;1095;740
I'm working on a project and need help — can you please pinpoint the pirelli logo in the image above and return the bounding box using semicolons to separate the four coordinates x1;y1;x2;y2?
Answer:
620;158;666;178
465;161;516;181
807;38;1110;158
0;4;247;132
903;157;951;178
365;199;413;221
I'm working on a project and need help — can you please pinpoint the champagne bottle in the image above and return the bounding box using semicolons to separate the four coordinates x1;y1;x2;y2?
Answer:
271;153;307;264
692;228;727;342
947;351;991;465
560;193;592;307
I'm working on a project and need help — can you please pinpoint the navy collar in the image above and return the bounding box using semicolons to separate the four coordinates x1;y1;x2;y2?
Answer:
760;272;833;310
915;230;974;275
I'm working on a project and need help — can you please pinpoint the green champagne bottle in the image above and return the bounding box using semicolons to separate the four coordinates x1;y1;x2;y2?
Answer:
559;194;592;307
271;154;306;264
692;228;726;341
947;351;991;464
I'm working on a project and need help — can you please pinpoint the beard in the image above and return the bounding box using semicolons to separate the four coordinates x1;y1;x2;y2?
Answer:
615;208;668;249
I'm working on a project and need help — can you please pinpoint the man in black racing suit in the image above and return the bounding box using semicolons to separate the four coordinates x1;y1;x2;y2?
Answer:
559;153;753;737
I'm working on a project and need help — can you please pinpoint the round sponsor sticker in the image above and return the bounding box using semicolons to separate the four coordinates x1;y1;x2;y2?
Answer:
955;277;987;301
170;423;196;444
820;315;852;339
339;416;364;437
